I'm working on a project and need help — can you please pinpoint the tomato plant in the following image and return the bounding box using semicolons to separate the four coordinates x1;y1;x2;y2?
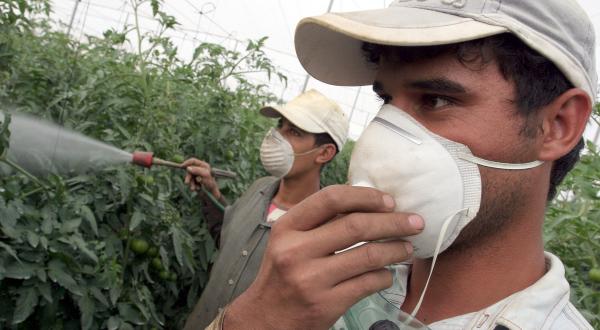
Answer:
0;2;350;328
544;104;600;326
0;0;323;329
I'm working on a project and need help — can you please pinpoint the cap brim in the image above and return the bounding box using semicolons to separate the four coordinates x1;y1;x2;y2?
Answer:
295;7;507;86
260;105;325;134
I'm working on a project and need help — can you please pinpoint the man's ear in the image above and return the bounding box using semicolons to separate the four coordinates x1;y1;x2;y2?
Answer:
315;144;337;164
538;88;592;161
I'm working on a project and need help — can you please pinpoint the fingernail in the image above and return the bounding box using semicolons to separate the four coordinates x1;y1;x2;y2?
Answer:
382;195;395;209
404;242;413;254
408;215;424;230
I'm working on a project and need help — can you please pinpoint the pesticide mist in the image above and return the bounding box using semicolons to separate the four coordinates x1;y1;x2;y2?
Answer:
1;111;132;175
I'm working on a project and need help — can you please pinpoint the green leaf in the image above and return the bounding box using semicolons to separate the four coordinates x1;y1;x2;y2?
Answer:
129;210;144;231
171;225;184;267
139;285;164;325
39;236;48;250
36;282;52;303
150;0;159;16
118;303;144;325
0;241;21;262
183;243;196;274
0;200;21;239
0;112;11;155
12;286;38;324
109;285;122;306
60;217;82;233
26;231;39;248
71;235;99;263
80;205;98;236
90;287;109;308
36;268;47;282
159;246;169;270
119;322;134;330
41;214;54;235
107;316;121;330
4;261;35;279
139;193;154;204
79;293;95;330
48;259;82;296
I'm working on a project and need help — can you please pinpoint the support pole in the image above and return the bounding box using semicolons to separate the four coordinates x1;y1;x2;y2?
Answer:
66;0;81;37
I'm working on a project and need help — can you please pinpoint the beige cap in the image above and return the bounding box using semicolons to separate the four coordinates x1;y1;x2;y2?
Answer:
294;0;597;99
260;90;349;151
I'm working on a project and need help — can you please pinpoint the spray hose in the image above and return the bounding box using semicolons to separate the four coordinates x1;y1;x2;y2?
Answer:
200;186;225;212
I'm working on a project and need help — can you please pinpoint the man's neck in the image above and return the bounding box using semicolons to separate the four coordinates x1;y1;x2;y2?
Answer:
272;172;321;209
400;212;547;324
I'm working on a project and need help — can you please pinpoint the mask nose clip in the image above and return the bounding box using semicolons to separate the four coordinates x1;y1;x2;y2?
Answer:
372;117;422;145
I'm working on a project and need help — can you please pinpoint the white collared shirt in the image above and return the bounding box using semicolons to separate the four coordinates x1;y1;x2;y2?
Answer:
334;252;592;330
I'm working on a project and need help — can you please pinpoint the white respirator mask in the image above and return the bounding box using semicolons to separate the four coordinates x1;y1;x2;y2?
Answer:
259;128;322;178
347;104;544;321
349;104;544;258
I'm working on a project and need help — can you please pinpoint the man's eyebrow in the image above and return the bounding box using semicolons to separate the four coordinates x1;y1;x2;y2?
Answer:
406;78;468;94
283;120;307;133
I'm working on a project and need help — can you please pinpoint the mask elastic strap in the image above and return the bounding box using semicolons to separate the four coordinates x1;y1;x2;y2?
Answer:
294;145;324;157
408;209;467;320
458;152;543;170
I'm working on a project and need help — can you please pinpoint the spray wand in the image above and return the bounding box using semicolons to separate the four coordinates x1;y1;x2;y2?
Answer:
131;151;237;179
131;151;233;211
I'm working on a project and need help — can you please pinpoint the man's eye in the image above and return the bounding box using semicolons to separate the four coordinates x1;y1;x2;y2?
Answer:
421;95;453;110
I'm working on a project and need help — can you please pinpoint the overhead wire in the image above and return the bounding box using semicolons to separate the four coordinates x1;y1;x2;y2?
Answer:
77;0;91;42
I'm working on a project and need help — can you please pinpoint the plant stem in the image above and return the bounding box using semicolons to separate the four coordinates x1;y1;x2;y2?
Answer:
20;186;45;199
0;157;48;189
121;203;134;285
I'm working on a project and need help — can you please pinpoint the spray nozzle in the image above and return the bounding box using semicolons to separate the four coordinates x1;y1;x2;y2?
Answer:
132;151;154;168
131;151;237;179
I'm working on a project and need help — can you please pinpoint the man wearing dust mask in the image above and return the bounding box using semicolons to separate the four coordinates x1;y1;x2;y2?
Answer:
182;89;349;329
203;0;597;329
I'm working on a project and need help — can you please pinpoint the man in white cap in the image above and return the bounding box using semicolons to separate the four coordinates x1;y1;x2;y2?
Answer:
182;89;349;329
208;0;596;329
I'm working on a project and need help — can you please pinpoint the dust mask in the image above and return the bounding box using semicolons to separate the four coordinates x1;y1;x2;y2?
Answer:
345;104;543;325
259;128;322;178
349;104;543;258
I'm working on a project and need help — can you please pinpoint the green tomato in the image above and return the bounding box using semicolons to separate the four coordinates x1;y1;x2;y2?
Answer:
135;175;146;186
158;270;170;280
169;272;177;282
146;246;158;258
172;154;185;163
130;238;149;255
144;176;155;185
225;150;234;161
151;257;163;271
589;268;600;283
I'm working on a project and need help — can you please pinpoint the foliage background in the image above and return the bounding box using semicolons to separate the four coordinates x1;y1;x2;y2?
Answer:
0;1;351;329
0;0;597;329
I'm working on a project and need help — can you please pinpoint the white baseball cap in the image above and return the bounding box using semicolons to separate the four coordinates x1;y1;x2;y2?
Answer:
295;0;597;100
260;89;349;152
